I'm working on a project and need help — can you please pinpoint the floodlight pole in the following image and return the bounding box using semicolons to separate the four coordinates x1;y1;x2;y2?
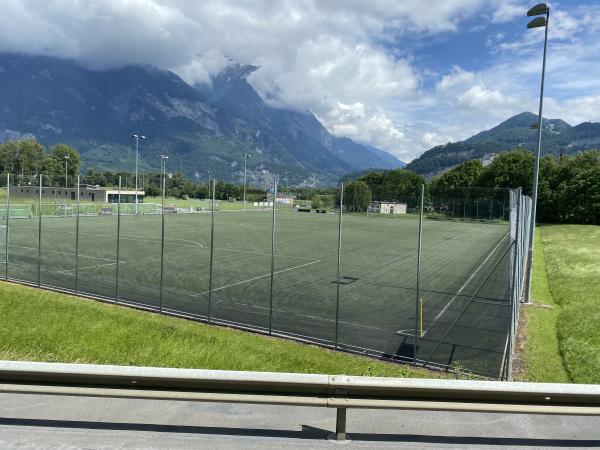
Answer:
242;154;251;211
525;4;550;304
64;155;70;188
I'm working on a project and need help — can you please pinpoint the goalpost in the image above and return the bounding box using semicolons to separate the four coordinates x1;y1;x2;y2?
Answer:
0;204;33;219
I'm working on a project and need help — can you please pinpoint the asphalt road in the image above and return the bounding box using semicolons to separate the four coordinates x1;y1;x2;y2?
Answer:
0;393;599;449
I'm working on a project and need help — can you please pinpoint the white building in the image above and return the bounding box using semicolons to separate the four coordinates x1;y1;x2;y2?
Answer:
368;201;407;215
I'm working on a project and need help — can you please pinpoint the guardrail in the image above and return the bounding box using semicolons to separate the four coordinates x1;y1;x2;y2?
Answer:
1;361;599;441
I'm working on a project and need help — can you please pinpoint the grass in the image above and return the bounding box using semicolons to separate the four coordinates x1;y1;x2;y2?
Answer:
4;210;511;376
519;228;569;382
144;196;278;211
0;281;438;378
519;224;600;384
541;225;600;383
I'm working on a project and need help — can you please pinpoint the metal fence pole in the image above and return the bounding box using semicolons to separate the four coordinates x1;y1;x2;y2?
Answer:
506;189;521;381
207;179;216;323
75;175;80;295
159;159;166;313
335;183;344;349
37;174;42;287
268;181;277;335
4;173;9;280
413;184;425;365
115;177;122;303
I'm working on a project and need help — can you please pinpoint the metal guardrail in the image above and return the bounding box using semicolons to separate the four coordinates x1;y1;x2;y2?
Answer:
1;361;599;441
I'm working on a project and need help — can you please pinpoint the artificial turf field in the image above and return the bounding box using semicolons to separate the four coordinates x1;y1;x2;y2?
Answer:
2;209;513;377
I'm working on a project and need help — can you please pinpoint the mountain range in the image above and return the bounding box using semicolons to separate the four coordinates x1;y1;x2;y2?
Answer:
406;111;600;177
0;53;404;185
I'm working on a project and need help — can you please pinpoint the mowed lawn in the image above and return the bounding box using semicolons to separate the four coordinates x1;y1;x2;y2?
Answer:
0;281;438;378
523;225;600;383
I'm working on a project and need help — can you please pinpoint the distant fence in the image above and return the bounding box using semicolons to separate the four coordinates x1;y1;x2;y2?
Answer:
1;173;532;379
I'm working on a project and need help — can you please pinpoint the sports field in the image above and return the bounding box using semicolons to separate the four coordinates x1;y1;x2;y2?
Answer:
2;209;513;377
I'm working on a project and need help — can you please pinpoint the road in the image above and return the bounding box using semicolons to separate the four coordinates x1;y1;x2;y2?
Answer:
0;393;598;449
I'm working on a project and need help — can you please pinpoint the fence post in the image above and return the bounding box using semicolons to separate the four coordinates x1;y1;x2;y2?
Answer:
75;175;80;295
115;177;122;303
268;181;277;335
37;174;42;288
414;184;425;365
505;190;520;381
207;179;216;323
335;183;344;349
159;160;166;313
4;173;9;280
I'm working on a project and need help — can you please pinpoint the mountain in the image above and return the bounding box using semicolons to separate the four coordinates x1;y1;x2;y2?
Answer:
0;53;404;185
406;112;600;176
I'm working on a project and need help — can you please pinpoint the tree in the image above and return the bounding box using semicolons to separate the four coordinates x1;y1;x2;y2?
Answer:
46;144;80;185
345;181;372;211
478;150;534;194
358;168;424;207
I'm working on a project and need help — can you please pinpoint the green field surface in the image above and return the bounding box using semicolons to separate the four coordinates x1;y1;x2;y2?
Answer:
537;225;600;383
2;209;513;377
0;282;438;378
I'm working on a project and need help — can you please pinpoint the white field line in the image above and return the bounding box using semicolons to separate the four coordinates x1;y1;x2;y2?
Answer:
8;244;118;263
215;247;314;261
57;261;119;274
201;259;321;296
421;233;509;338
11;226;314;261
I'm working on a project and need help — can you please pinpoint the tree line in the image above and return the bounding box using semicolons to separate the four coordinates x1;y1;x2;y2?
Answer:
2;138;598;224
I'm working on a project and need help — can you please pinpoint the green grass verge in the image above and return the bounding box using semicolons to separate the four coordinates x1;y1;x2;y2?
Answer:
520;227;569;382
541;225;600;383
0;282;438;378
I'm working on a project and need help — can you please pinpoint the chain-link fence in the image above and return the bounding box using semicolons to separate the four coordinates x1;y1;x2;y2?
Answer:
1;173;532;378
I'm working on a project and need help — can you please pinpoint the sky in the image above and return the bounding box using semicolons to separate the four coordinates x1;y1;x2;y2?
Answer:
0;0;599;163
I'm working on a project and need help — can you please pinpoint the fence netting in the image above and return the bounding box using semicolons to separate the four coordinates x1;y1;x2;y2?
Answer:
1;174;532;378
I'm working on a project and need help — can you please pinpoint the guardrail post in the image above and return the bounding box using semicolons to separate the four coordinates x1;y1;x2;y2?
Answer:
335;407;347;441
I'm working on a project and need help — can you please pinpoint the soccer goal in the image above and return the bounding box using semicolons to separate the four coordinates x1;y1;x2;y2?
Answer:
0;204;33;219
110;203;162;215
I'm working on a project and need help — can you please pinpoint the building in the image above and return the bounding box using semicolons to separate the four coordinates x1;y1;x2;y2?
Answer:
266;192;295;205
9;184;144;203
368;201;407;214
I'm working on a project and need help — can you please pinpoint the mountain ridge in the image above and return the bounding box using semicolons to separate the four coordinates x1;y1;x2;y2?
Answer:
0;53;404;185
406;111;600;176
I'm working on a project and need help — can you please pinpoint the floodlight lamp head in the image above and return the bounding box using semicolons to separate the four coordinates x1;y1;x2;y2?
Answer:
527;16;547;28
530;123;539;129
527;3;549;17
